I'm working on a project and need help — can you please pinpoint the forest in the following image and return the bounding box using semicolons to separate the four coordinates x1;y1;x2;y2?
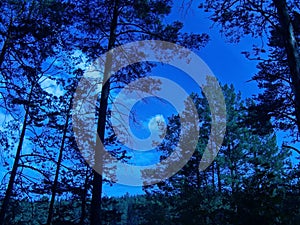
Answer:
0;0;300;224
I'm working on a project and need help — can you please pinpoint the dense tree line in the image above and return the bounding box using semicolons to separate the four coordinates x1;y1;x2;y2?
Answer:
1;84;299;224
0;0;299;224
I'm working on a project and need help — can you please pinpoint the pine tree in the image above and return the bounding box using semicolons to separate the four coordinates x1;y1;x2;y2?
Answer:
0;0;73;223
200;0;300;138
143;83;293;224
70;1;209;224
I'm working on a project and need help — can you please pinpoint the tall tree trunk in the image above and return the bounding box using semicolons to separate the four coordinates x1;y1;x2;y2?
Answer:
90;0;119;224
0;91;32;225
46;104;71;225
273;0;300;133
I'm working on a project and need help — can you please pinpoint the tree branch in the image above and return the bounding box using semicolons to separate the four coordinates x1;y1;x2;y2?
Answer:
282;144;300;154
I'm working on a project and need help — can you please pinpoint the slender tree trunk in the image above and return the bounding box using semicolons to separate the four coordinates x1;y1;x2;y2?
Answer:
0;91;32;225
80;166;90;225
90;1;119;224
273;0;300;133
228;144;235;194
46;105;71;225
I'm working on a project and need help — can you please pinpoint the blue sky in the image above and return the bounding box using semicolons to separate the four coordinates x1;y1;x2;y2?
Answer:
0;1;294;198
102;2;264;197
